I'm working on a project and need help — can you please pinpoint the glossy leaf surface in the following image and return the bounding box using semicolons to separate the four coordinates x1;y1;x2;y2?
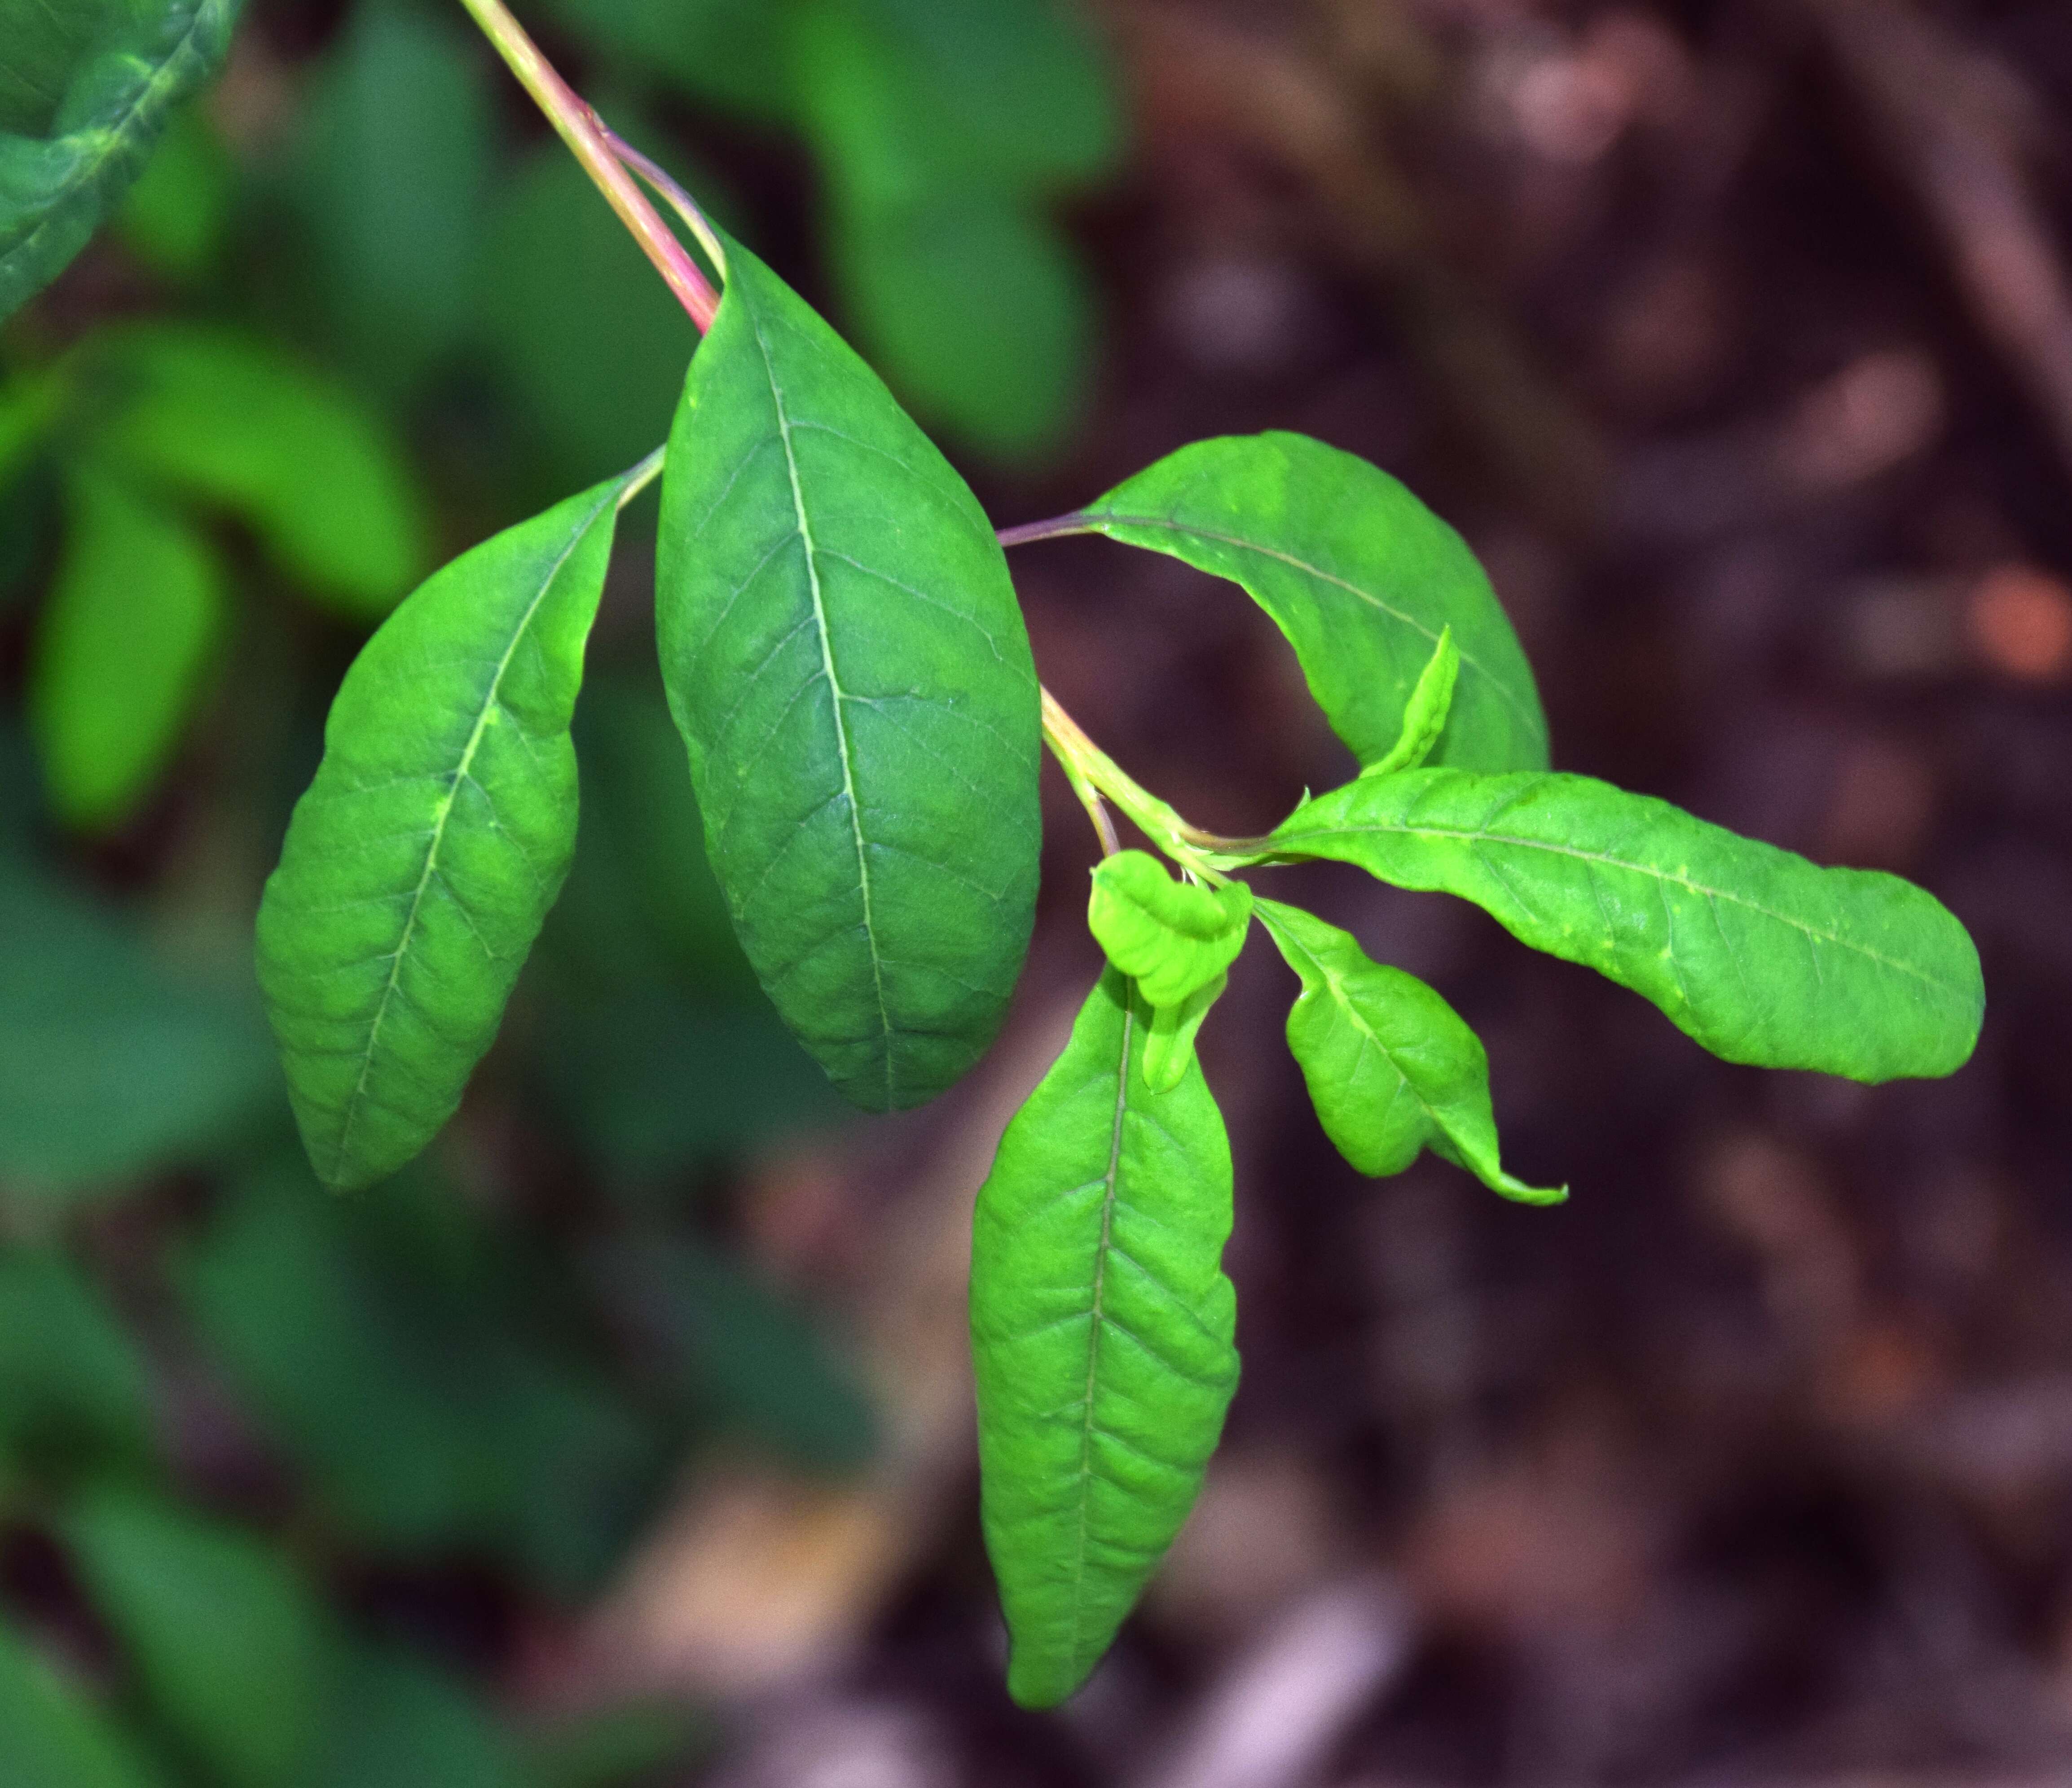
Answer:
656;238;1041;1110
1077;433;1548;771
1266;771;1984;1082
971;969;1238;1708
1087;850;1251;1008
1256;899;1560;1203
0;0;241;320
66;1489;335;1788
0;1613;165;1788
257;464;642;1190
29;466;224;830
86;323;427;617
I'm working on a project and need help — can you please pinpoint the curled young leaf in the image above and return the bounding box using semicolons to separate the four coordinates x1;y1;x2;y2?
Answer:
257;459;650;1190
1070;433;1548;772
1141;969;1225;1094
1256;899;1561;1204
655;236;1042;1113
971;969;1238;1709
1267;771;1984;1083
1086;849;1251;1009
1361;625;1457;780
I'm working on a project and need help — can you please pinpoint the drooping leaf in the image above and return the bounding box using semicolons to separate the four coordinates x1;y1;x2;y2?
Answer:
1141;969;1224;1094
0;0;242;320
64;1489;337;1788
1086;850;1250;1007
0;1611;167;1788
1255;898;1561;1204
0;1247;154;1474
256;458;650;1191
29;466;225;831
970;968;1238;1708
83;322;428;619
655;236;1042;1111
1069;433;1549;772
0;855;272;1195
286;0;494;397
1263;770;1984;1083
1362;625;1457;779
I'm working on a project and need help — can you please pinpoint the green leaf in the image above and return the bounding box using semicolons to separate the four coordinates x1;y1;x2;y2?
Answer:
83;322;428;619
313;1647;519;1788
114;97;229;280
0;1247;154;1473
1141;969;1224;1095
64;1489;336;1788
1087;850;1251;1008
538;0;791;121
0;855;272;1195
256;459;648;1191
1073;433;1549;772
1362;625;1457;779
0;1611;167;1788
655;236;1042;1111
0;0;242;320
285;0;494;397
1255;898;1560;1204
29;466;225;831
1265;770;1985;1083
970;968;1238;1708
789;0;1098;458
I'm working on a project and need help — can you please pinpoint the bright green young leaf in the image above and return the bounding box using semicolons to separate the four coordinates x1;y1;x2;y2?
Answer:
0;855;272;1195
655;236;1042;1111
1255;899;1560;1204
1066;433;1549;772
1265;770;1985;1083
1142;969;1225;1094
1363;625;1457;779
0;1612;167;1788
256;458;651;1191
29;466;225;831
1087;850;1251;1008
64;1488;337;1788
970;968;1238;1708
0;0;242;320
286;0;494;397
83;323;428;618
0;1248;154;1472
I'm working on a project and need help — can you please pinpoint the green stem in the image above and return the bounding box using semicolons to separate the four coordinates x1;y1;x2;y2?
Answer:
452;0;720;331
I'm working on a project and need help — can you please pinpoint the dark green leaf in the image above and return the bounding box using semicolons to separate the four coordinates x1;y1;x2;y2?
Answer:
256;460;649;1191
64;1488;336;1788
1073;433;1549;771
29;466;225;831
524;1701;709;1788
114;98;228;280
0;1611;167;1788
0;0;242;319
655;237;1042;1110
0;1247;154;1472
1086;850;1251;1008
0;856;272;1194
1264;770;1985;1082
539;0;791;121
285;0;494;396
313;1647;518;1788
84;323;428;619
970;968;1238;1708
1255;898;1560;1203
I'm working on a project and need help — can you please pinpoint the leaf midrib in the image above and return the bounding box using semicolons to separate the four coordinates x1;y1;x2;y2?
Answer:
747;306;894;1109
327;488;611;1177
1278;812;1967;999
1085;509;1546;748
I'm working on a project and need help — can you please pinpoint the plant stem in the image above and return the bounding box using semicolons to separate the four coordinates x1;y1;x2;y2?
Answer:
452;0;720;332
601;127;728;279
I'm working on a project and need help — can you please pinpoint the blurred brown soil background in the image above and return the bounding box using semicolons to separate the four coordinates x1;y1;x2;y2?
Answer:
14;0;2072;1783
